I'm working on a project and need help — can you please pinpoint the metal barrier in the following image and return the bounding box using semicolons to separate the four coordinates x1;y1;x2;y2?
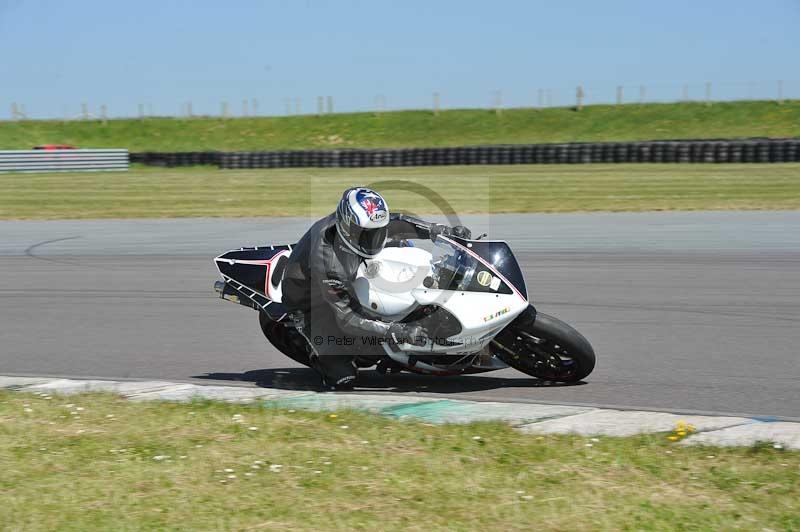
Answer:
0;149;129;173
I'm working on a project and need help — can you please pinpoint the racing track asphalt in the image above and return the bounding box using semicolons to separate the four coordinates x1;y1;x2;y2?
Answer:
1;212;798;419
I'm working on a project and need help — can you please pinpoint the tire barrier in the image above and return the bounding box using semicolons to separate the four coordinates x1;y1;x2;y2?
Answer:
129;151;221;167
129;139;800;169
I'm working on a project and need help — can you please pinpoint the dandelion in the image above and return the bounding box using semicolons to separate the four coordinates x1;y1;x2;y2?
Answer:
706;455;715;459
227;474;236;479
64;404;74;408
515;490;525;495
340;425;349;429
269;464;282;472
323;461;332;465
153;455;169;461
248;426;259;431
224;468;234;473
328;414;338;419
179;456;187;459
590;438;600;443
251;465;261;470
472;436;482;441
195;444;203;448
314;470;323;474
521;495;533;500
288;409;296;413
667;435;679;441
360;440;370;444
106;414;115;418
677;431;687;437
245;472;254;477
76;407;84;411
23;408;33;413
585;443;593;448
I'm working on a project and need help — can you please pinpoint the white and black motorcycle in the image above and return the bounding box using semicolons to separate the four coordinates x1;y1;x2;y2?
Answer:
214;233;595;383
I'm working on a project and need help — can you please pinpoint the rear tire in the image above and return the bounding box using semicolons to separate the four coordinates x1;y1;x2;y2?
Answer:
258;312;312;367
493;312;595;382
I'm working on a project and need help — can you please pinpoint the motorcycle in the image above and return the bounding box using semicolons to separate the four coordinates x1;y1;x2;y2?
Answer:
213;233;595;383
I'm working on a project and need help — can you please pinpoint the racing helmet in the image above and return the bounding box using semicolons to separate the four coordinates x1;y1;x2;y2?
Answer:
335;187;390;258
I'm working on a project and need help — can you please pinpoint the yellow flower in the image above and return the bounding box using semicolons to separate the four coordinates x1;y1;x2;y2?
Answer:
328;414;338;419
667;435;679;441
677;431;687;437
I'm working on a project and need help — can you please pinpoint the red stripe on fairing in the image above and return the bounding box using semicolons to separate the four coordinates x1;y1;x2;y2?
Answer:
265;250;289;300
217;259;273;266
214;250;290;301
439;236;527;302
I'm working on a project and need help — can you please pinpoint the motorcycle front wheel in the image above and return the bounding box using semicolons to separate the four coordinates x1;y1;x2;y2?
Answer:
492;312;595;383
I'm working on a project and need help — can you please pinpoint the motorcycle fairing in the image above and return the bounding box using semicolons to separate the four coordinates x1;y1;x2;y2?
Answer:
214;245;292;321
438;235;528;301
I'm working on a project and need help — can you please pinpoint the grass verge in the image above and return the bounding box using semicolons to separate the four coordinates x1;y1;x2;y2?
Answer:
1;391;797;530
1;101;798;152
1;163;799;219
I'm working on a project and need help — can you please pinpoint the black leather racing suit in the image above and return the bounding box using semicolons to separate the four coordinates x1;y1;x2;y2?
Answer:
280;212;438;387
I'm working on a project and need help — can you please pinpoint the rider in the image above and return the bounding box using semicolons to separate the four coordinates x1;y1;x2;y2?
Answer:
280;186;471;390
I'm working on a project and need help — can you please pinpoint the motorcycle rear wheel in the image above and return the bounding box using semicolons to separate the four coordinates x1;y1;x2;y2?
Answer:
258;311;312;368
492;312;595;383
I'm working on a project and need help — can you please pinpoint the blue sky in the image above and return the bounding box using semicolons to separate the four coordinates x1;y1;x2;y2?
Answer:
1;0;798;118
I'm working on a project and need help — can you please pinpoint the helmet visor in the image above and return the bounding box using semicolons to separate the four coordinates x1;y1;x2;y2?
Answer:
350;224;388;256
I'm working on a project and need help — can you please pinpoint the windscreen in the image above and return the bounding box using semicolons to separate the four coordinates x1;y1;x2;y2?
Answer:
429;238;527;298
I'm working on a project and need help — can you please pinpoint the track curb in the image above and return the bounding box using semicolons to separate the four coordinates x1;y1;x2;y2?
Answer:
2;376;798;450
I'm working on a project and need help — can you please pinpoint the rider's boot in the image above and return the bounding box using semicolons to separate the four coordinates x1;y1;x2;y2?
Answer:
313;354;358;391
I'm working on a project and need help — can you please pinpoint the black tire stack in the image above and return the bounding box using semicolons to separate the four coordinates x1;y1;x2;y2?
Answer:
131;138;800;169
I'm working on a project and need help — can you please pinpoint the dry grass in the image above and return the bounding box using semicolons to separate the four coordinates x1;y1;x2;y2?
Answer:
1;391;798;530
1;163;799;219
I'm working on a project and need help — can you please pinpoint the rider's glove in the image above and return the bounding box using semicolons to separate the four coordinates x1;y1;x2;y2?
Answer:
429;223;451;242
388;322;427;347
430;224;472;241
451;225;472;239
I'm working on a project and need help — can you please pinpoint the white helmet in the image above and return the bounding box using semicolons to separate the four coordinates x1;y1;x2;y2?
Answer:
335;187;389;258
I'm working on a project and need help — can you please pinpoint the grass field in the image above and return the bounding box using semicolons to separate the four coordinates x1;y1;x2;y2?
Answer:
1;101;798;152
1;391;797;530
1;163;798;219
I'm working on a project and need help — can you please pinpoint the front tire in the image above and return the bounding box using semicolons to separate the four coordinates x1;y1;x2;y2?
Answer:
492;311;595;382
